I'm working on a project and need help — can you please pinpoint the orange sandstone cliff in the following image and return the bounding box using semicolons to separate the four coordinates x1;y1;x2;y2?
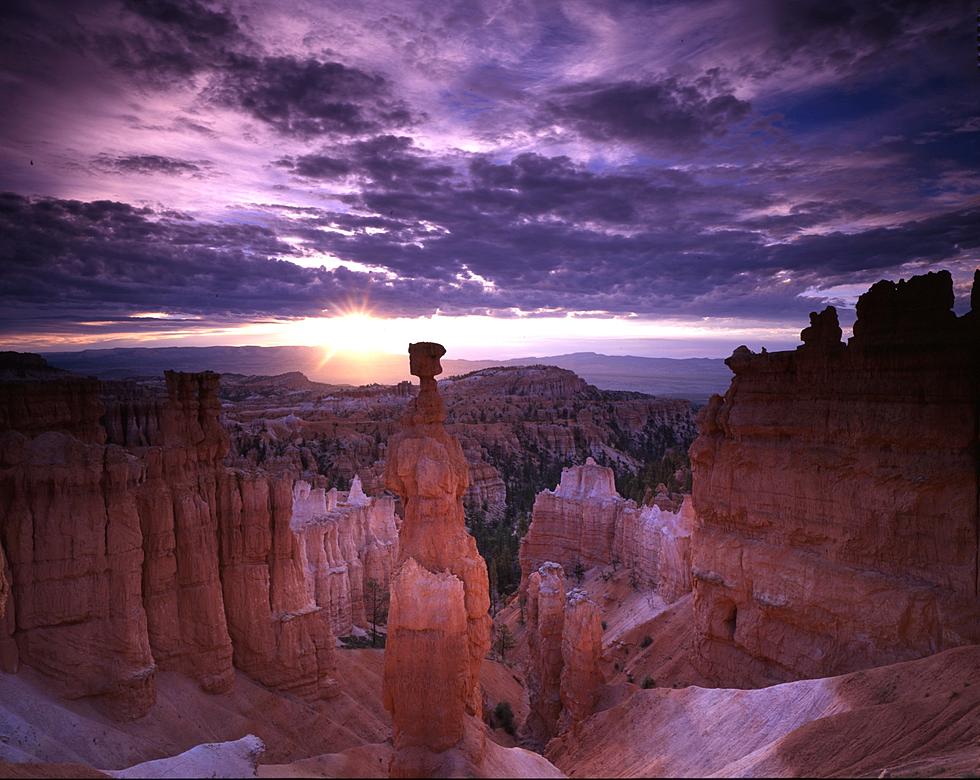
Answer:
523;562;603;746
520;458;694;602
689;269;980;686
0;369;399;718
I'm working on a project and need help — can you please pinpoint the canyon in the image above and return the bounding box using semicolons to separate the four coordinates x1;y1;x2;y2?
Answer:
0;268;978;778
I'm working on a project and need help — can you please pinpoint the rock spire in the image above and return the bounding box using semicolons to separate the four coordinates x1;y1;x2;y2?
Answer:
382;342;492;777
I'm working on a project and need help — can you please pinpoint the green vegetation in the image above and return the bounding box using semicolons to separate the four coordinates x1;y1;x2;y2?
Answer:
492;701;516;735
493;623;517;662
615;445;692;504
365;577;389;648
641;676;656;689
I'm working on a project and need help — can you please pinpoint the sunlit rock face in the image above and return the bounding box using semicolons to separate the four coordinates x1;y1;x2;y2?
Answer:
690;270;980;687
523;563;603;745
520;460;694;602
382;342;493;778
290;477;398;637
0;370;348;718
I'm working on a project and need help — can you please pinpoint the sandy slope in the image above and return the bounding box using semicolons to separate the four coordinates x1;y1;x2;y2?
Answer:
0;650;389;770
547;645;980;778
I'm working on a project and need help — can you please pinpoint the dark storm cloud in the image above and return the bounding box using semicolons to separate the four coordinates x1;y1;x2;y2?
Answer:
268;141;979;319
91;0;250;83
209;56;417;138
277;135;455;189
751;0;968;80
0;191;502;331
544;73;751;151
92;154;212;176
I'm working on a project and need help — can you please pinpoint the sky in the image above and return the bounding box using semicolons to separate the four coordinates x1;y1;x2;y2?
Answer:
0;0;977;359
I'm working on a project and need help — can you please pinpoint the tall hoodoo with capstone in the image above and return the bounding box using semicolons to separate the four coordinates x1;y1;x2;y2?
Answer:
382;342;492;777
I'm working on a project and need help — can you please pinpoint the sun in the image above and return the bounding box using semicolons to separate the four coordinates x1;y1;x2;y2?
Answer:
278;302;409;367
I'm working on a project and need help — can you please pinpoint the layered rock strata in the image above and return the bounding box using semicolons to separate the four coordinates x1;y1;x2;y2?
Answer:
557;588;603;735
290;477;398;637
0;371;399;717
523;562;603;744
689;270;980;686
520;459;694;602
524;562;567;744
382;342;493;778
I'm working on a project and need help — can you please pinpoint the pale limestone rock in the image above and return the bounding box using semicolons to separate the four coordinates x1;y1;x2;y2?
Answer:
291;481;398;637
553;457;617;499
107;734;266;779
347;474;369;506
520;461;694;603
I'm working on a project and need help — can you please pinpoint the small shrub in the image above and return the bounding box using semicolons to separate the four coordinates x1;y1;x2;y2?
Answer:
641;676;655;689
493;701;516;735
640;635;652;648
601;620;608;631
626;672;634;683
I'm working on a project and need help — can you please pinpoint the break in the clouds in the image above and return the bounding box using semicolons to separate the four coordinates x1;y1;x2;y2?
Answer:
0;0;977;354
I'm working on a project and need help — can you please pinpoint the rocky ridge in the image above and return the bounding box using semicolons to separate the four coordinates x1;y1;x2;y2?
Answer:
689;269;980;686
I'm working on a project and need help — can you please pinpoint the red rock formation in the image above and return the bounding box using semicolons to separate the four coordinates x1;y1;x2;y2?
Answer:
126;372;234;695
524;562;567;744
523;563;603;744
690;270;980;687
217;471;337;699
520;459;694;602
382;342;493;777
0;369;366;718
462;455;507;523
291;478;398;637
557;588;603;736
0;421;155;718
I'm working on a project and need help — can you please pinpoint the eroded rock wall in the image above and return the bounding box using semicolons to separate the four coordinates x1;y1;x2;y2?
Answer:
520;459;694;602
0;370;381;717
523;563;603;745
524;562;567;744
291;479;398;637
689;270;980;686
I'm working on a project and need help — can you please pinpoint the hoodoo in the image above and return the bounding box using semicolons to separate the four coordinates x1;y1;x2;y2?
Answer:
382;343;565;779
382;342;493;777
523;562;603;746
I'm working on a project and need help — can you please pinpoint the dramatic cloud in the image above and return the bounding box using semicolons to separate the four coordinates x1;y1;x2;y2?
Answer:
544;74;751;151
93;154;212;176
0;0;976;352
210;56;417;138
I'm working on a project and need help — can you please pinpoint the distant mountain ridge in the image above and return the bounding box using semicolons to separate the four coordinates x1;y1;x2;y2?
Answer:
43;345;732;403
